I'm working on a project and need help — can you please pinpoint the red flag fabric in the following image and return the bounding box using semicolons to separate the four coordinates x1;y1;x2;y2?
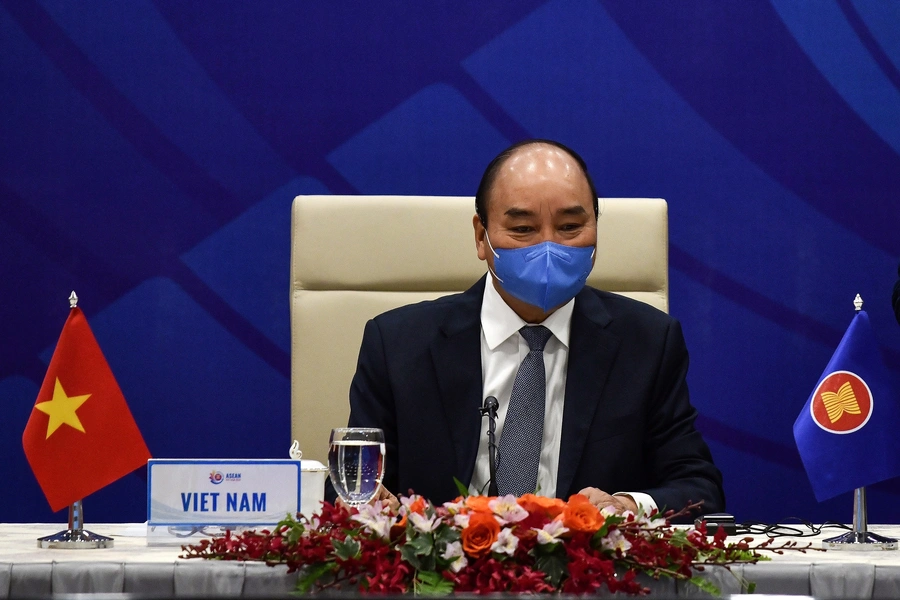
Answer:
22;307;151;512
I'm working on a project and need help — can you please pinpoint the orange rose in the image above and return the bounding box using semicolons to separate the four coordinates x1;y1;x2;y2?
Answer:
517;494;566;519
461;511;500;558
559;494;605;534
464;495;492;515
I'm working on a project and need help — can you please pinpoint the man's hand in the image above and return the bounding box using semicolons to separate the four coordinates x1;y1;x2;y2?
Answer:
372;483;400;511
578;487;638;515
335;483;400;512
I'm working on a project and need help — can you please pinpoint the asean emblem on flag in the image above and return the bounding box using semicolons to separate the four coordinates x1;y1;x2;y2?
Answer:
810;370;873;434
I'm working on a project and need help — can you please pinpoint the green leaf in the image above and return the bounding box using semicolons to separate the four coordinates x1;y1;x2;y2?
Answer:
687;575;721;596
295;562;335;594
407;532;435;556
452;477;469;498
535;551;568;588
401;544;424;571
415;571;455;596
434;523;460;547
747;581;757;594
332;537;360;561
669;529;689;547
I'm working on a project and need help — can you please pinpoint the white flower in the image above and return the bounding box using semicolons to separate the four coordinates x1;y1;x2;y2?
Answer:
600;529;632;555
533;520;569;545
409;511;440;533
489;495;529;524
453;513;470;528
351;503;392;540
600;505;618;518
443;499;465;514
491;527;519;555
636;512;666;529
442;541;467;573
442;540;464;560
449;555;468;573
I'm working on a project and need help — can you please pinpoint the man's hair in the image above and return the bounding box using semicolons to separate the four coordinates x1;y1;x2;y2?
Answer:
475;139;599;227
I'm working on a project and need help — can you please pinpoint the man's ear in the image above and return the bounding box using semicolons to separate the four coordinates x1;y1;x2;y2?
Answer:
473;214;488;262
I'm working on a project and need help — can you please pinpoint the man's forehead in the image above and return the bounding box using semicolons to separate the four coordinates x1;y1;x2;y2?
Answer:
488;144;592;206
499;143;580;177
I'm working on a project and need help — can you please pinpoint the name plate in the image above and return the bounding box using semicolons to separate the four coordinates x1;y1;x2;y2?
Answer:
147;459;301;526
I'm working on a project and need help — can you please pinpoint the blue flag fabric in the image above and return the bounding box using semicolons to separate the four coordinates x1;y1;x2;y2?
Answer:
794;311;900;502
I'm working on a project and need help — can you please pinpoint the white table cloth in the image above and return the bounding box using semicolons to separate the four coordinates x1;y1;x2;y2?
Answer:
3;522;900;597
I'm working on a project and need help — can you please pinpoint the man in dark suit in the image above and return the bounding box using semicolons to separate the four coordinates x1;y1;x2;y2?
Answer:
347;140;724;517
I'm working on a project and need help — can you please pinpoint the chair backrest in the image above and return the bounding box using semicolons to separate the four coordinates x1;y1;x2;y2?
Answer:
290;195;668;462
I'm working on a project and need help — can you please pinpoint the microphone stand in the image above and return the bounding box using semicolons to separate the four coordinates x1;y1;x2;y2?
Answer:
480;396;500;496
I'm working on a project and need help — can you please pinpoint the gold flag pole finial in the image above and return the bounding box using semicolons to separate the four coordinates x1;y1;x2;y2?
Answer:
854;294;863;312
69;291;78;309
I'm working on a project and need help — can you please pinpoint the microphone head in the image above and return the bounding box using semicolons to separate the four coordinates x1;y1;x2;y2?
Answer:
485;396;499;411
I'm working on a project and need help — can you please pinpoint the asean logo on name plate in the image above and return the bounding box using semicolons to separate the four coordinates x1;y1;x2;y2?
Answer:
810;370;872;434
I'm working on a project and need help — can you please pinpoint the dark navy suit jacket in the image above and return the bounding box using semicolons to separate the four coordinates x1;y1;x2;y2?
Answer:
347;276;724;517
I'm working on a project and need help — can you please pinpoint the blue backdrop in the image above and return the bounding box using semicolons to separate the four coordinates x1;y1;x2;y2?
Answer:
2;0;899;525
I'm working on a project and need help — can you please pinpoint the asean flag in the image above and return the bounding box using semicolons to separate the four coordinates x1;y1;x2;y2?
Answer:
793;310;900;502
22;307;152;512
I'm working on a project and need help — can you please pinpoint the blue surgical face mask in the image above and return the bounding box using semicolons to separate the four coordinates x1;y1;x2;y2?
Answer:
485;233;595;313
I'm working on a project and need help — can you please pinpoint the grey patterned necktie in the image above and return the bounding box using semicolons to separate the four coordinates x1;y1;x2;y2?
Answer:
496;325;552;497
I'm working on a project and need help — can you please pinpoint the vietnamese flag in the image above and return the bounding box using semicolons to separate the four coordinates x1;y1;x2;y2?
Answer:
22;307;151;512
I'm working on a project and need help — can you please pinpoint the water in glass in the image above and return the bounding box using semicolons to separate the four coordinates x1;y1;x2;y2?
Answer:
329;431;385;506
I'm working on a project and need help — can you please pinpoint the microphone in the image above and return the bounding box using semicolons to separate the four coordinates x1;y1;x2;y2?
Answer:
480;396;500;496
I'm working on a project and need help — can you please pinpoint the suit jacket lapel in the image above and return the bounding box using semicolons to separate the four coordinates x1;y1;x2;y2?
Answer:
556;289;620;499
430;277;485;486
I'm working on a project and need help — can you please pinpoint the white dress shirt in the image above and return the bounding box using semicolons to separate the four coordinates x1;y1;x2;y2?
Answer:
469;273;657;513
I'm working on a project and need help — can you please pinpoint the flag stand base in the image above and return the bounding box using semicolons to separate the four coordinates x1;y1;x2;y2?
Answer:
36;500;114;549
37;528;113;549
821;487;898;551
823;530;897;551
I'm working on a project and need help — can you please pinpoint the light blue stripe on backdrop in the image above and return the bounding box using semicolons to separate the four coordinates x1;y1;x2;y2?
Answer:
851;1;900;75
771;0;900;157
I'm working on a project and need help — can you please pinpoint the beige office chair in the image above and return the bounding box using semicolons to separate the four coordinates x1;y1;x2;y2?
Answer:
290;195;668;462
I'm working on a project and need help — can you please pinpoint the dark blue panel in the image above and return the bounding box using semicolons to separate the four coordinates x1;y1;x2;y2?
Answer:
152;1;545;190
598;0;900;257
39;0;297;204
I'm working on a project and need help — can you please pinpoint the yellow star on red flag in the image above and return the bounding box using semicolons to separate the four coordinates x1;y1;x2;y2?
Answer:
34;378;91;438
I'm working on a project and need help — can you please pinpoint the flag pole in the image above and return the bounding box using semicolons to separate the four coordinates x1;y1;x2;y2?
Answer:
822;295;898;551
36;293;114;550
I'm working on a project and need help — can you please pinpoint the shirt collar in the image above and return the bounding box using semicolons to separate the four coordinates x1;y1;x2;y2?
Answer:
481;271;574;350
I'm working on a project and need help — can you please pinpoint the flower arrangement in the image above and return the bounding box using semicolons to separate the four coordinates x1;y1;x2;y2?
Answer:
182;493;801;595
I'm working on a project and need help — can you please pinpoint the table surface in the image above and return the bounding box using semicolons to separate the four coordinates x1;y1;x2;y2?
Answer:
3;522;900;597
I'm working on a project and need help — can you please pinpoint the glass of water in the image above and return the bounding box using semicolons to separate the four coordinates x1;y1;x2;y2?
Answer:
328;427;385;507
